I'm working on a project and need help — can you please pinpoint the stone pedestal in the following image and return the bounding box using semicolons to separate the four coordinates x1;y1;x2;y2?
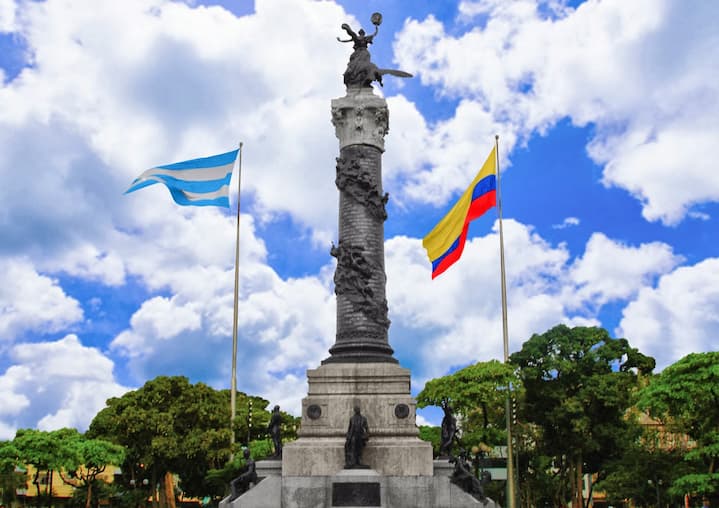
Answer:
224;461;499;508
283;363;432;477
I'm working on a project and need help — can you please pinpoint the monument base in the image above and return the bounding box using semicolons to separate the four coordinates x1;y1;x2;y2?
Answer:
220;461;500;508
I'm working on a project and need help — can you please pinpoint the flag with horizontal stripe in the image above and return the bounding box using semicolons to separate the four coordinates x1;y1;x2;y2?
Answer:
125;149;238;207
423;146;497;278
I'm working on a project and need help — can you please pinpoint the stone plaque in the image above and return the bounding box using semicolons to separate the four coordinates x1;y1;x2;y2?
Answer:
331;482;381;506
307;404;322;420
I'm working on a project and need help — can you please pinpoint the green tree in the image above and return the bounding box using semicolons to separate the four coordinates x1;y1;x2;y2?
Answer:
12;428;66;506
638;351;719;499
418;426;441;456
53;429;125;508
596;439;689;507
87;376;274;506
417;360;519;446
510;325;654;508
0;440;26;507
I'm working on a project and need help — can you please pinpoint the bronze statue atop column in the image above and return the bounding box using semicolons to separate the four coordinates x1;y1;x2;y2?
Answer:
337;13;412;89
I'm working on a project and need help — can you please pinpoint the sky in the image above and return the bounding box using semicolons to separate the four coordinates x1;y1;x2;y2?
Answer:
0;0;717;438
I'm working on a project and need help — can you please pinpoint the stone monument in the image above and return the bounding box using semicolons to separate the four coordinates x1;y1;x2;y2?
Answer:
222;13;498;508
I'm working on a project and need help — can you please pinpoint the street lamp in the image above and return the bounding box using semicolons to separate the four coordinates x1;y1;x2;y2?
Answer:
247;399;253;445
647;477;662;507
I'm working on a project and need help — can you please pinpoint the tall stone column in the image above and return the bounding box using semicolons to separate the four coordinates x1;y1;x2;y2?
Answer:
324;88;395;364
281;86;432;481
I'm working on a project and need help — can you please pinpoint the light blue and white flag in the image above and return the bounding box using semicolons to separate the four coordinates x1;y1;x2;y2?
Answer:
125;149;239;207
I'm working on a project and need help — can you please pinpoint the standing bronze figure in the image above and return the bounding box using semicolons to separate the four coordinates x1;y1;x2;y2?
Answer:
439;402;458;458
267;405;283;458
344;406;370;468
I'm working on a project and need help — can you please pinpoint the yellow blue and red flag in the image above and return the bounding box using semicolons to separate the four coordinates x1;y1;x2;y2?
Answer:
423;146;497;278
125;149;239;207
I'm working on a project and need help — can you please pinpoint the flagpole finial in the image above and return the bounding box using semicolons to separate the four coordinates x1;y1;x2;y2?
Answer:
495;134;499;141
239;141;243;149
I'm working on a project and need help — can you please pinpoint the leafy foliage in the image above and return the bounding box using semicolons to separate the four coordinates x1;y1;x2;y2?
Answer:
510;325;654;507
54;429;125;508
0;440;25;507
418;426;441;456
88;376;239;505
417;360;519;446
638;351;719;497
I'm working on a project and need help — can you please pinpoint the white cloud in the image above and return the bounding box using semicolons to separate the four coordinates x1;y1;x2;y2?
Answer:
0;257;84;341
386;223;685;385
109;214;336;411
568;233;682;308
0;335;130;439
552;216;579;229
0;0;353;246
384;94;517;208
40;244;127;286
688;211;710;221
618;258;719;371
394;0;719;224
386;220;589;382
0;0;15;32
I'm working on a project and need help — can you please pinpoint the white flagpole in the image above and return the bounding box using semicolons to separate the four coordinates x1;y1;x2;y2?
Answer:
230;142;243;459
496;134;517;508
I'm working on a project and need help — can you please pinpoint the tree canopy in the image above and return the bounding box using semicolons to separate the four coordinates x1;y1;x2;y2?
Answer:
510;325;655;507
417;359;519;446
638;351;719;497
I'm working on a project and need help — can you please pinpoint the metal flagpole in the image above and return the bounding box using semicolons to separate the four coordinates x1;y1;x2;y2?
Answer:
230;142;243;460
495;134;517;508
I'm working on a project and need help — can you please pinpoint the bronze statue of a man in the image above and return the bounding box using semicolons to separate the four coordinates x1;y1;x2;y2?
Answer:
229;448;257;501
267;405;283;458
344;406;369;468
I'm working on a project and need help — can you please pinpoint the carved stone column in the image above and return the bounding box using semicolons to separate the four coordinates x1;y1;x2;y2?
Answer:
324;87;395;364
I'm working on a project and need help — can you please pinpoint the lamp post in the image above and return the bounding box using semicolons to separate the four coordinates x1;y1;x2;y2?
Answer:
247;399;253;445
648;477;662;508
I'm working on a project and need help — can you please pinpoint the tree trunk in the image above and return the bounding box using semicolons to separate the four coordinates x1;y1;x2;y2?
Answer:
574;456;583;508
584;473;594;508
47;469;53;508
85;482;92;508
33;469;41;499
151;467;158;508
163;472;176;508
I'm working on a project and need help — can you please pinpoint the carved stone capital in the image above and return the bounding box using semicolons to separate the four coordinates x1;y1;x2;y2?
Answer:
331;88;389;151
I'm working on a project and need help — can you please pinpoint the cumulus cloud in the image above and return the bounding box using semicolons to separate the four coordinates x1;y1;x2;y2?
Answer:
108;214;336;415
385;223;684;384
0;334;129;439
618;258;719;370
0;0;15;32
0;257;84;341
552;217;579;229
567;232;682;308
394;0;719;224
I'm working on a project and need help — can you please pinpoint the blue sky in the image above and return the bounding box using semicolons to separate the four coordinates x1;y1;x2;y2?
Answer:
0;0;717;436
